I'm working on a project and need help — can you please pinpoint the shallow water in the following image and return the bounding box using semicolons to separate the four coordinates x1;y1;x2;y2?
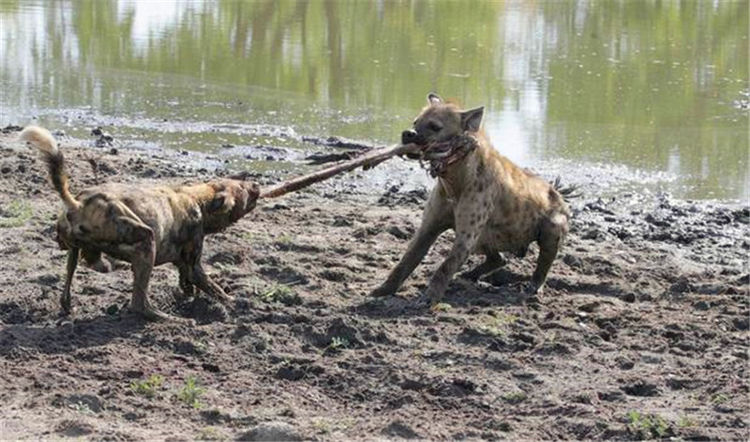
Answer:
0;0;747;201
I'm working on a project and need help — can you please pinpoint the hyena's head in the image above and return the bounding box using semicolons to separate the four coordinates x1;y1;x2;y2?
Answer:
202;174;260;233
401;93;484;147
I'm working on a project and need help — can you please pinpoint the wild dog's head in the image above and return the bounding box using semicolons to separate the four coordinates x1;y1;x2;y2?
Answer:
202;173;260;233
402;93;484;147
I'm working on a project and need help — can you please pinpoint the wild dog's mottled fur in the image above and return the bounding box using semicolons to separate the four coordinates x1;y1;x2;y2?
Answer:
20;126;259;321
372;94;570;304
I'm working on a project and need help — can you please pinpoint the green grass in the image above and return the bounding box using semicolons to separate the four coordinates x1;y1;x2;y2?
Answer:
0;200;32;227
259;283;301;305
478;313;517;337
430;302;452;312
177;376;205;409
130;374;164;398
626;410;671;438
328;336;349;351
501;391;527;404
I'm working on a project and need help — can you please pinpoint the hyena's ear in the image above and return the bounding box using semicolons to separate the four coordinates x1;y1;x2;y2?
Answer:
427;93;443;106
460;106;484;132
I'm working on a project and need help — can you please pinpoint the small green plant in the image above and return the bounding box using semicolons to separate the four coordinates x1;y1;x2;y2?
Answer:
197;426;225;440
329;336;349;350
677;415;697;428
71;401;94;415
501;391;527;404
277;234;293;244
177;376;205;409
0;200;32;227
626;410;670;438
431;302;452;312
259;283;300;305
479;313;516;337
130;374;164;398
311;418;331;434
710;393;729;405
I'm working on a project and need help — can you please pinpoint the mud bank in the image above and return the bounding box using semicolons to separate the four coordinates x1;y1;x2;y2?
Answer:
0;129;747;440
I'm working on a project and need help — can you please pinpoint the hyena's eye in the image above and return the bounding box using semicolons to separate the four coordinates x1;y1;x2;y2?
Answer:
428;121;443;132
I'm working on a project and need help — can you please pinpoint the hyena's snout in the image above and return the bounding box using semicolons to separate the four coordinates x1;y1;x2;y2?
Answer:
402;129;427;146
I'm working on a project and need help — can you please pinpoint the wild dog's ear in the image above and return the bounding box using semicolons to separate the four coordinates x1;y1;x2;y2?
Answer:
460;106;484;132
208;191;234;213
427;93;443;106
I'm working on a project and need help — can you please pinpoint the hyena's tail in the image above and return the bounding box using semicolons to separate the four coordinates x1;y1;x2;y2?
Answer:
18;126;80;209
551;176;581;200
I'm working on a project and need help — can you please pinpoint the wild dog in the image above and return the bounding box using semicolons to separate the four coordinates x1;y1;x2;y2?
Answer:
372;93;571;305
20;126;259;321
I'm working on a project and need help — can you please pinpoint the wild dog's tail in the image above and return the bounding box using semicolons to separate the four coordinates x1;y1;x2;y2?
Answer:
18;126;80;209
551;176;581;200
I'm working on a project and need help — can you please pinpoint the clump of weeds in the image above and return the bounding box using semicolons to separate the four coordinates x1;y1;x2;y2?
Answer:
130;374;165;398
177;376;205;409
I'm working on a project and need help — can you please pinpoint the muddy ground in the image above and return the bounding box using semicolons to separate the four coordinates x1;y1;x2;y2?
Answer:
0;127;747;441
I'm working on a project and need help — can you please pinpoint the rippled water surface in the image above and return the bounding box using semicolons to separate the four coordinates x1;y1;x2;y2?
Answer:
1;0;747;200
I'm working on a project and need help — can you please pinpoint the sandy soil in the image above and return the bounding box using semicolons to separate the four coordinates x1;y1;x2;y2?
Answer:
0;127;747;440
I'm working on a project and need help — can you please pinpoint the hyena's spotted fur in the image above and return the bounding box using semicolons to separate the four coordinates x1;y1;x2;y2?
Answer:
372;93;570;305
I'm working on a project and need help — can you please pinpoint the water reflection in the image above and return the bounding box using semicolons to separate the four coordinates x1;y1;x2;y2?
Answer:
0;0;747;200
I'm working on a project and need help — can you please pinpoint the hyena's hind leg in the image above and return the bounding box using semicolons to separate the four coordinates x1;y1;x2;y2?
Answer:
528;213;568;294
461;249;507;281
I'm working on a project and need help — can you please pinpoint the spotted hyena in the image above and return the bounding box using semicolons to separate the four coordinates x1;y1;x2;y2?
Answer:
372;93;571;305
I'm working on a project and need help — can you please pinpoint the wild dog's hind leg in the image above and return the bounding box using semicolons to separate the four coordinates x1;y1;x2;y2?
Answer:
82;249;112;273
461;249;506;281
61;247;80;314
528;213;567;294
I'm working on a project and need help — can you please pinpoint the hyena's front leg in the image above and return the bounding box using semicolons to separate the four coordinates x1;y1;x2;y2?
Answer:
425;199;492;305
371;223;448;297
371;193;452;297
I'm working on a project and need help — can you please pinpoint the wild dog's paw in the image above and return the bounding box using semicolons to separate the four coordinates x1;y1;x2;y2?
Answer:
524;280;544;295
370;284;396;298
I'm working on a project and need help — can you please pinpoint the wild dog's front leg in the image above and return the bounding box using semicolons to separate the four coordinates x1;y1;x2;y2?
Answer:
528;213;568;294
176;261;195;299
425;198;491;305
180;238;233;304
61;247;80;314
191;262;233;303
